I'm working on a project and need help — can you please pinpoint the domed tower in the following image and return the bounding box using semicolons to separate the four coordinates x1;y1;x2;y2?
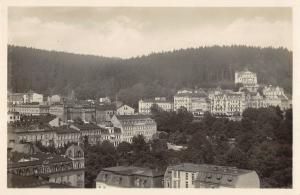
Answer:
65;144;85;169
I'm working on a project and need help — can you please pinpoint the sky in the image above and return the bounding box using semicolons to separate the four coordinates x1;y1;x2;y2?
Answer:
8;7;292;58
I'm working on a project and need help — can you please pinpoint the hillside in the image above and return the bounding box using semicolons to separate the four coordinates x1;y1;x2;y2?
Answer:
7;45;292;107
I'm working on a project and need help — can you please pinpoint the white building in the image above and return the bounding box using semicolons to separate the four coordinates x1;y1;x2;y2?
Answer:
116;104;135;115
235;69;258;92
9;104;50;116
164;163;260;188
99;97;111;104
8;93;25;105
262;85;289;110
48;95;61;104
138;97;173;114
111;114;157;143
245;92;266;109
24;92;44;104
174;89;209;115
210;90;246;116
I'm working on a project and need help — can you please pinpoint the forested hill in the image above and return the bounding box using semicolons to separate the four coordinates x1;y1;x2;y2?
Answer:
8;45;292;107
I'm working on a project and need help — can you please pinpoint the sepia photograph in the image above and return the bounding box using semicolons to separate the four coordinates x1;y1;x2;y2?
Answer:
3;3;295;191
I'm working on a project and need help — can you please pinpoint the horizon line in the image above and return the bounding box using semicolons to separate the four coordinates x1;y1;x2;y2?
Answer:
7;43;292;60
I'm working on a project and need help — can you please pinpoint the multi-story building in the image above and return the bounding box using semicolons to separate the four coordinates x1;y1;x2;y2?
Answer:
54;128;81;148
262;85;290;110
245;92;266;109
235;69;258;92
174;89;210;117
100;124;122;146
23;92;44;104
116;104;135;115
95;166;164;188
49;104;65;120
7;144;85;188
70;123;102;145
210;90;246;116
64;104;96;123
174;89;209;114
111;115;157;143
8;91;44;104
9;104;50;116
164;163;260;188
138;97;174;114
96;104;116;124
47;95;61;104
8;93;26;105
263;85;287;99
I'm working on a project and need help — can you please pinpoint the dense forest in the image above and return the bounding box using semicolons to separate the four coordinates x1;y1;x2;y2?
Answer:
8;45;292;108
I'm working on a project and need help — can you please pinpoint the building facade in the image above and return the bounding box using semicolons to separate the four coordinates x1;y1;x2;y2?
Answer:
138;97;174;114
174;89;209;115
235;69;258;92
95;104;116;124
10;104;50;116
210;90;246;116
111;115;157;143
164;163;260;188
64;104;96;123
116;105;135;115
7;145;85;188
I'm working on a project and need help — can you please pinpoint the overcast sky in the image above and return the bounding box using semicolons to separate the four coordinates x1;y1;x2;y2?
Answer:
8;7;292;58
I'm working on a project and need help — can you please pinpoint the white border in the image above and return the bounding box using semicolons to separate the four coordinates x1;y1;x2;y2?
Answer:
1;1;299;195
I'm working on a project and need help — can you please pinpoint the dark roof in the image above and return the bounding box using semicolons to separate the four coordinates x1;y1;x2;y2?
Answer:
72;123;101;130
54;127;80;134
96;166;164;180
8;152;72;169
115;114;153;120
166;163;253;176
7;174;75;188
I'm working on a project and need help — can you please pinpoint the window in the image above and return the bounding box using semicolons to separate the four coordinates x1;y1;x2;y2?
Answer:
186;172;188;180
186;181;188;188
192;173;195;184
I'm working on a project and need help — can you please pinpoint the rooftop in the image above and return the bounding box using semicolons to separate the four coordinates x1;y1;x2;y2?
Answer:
114;114;153;120
8;152;72;169
7;173;75;188
175;92;207;98
96;166;164;179
167;163;253;176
